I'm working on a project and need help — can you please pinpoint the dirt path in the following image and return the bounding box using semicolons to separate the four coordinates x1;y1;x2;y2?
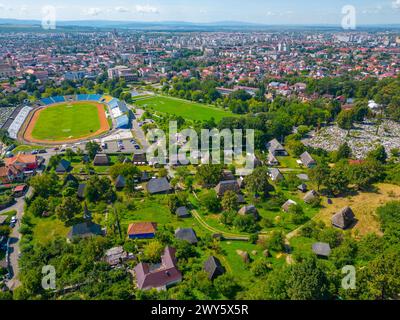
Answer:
23;102;110;145
191;209;249;241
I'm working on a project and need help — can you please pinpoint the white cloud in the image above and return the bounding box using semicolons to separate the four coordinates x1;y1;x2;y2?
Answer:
392;0;400;9
83;7;103;16
135;4;159;14
115;6;130;13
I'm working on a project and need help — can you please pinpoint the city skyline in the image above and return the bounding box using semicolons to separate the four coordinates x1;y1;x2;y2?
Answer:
0;0;400;25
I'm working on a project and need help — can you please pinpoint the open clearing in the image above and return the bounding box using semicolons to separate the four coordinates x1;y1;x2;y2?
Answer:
134;95;233;122
314;183;400;237
24;101;109;144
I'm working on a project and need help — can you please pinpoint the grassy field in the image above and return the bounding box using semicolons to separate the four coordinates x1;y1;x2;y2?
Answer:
32;215;69;245
119;196;201;236
314;183;399;237
13;145;46;153
31;102;102;141
134;96;233;122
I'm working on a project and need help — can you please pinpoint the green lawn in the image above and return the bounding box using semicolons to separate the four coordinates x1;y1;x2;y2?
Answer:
134;96;233;122
13;145;46;153
31;102;103;141
32;215;69;245
119;196;201;235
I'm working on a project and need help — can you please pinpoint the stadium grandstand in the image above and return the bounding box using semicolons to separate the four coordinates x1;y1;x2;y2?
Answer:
41;98;55;105
52;96;66;103
108;98;119;109
115;115;130;129
111;101;129;119
77;94;89;101
7;106;33;139
40;94;106;106
88;94;103;101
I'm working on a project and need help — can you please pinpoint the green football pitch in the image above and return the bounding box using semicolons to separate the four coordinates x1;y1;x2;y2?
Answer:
134;96;233;122
30;102;104;141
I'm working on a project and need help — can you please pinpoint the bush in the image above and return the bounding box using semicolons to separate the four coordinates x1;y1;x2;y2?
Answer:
0;225;11;237
199;190;221;213
250;258;272;277
233;215;260;233
260;217;274;228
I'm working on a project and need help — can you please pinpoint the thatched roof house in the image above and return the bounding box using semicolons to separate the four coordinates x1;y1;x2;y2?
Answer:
282;199;297;212
204;256;225;280
312;242;331;258
132;153;147;165
298;183;308;193
175;228;198;244
215;180;240;197
222;170;235;181
269;168;284;182
176;206;190;218
146;177;172;194
267;151;279;166
115;175;126;189
238;205;260;220
93;154;110;166
67;222;103;240
304;190;318;203
267;139;287;156
300;151;316;168
55;159;71;173
331;206;356;230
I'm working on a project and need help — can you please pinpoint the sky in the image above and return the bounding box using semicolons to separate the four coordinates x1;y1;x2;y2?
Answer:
0;0;399;25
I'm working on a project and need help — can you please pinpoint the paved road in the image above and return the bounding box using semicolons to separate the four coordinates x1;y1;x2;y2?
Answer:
132;108;149;151
1;187;33;290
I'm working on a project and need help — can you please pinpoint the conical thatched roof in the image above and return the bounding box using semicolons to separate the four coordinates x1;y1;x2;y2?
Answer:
331;206;356;229
304;190;318;203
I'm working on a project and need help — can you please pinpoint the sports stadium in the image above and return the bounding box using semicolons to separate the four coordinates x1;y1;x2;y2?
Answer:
8;94;131;145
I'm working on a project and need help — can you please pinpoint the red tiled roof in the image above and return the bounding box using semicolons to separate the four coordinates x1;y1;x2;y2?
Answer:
127;222;157;235
13;184;27;192
5;154;37;166
134;247;182;290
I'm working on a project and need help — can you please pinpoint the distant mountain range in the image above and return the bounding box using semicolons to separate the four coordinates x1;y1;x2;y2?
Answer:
0;18;399;31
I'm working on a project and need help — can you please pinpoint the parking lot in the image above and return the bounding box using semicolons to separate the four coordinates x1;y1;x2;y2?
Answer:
101;139;142;154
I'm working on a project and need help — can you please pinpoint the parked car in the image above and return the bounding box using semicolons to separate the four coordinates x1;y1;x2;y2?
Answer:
38;149;47;154
31;150;38;155
10;216;17;227
135;145;140;150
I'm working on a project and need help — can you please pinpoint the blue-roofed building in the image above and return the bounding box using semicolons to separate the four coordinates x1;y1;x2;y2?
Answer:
108;99;119;109
77;94;88;101
53;96;66;103
41;98;54;105
115;115;130;129
117;101;129;113
88;94;102;101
